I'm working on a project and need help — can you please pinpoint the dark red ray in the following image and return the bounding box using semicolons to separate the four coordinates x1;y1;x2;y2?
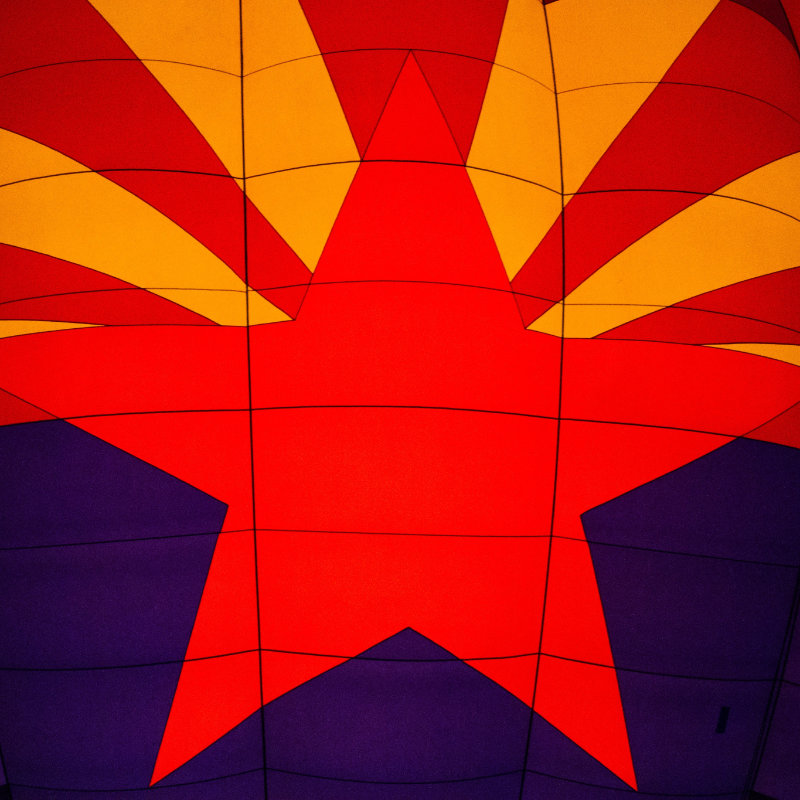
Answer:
0;291;216;327
0;387;54;426
0;244;138;303
598;309;800;347
299;0;505;163
414;50;493;162
668;0;800;120
747;401;800;448
299;0;507;62
677;267;800;330
0;0;131;75
245;201;313;319
600;267;800;345
320;50;408;157
512;0;800;324
0;245;214;326
0;0;311;316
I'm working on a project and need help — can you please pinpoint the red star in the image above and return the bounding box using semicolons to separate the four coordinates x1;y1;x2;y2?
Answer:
2;54;798;792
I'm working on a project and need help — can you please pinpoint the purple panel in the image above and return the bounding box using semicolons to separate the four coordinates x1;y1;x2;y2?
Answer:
783;611;800;686
265;770;523;800
0;421;235;791
582;438;800;795
0;664;181;788
582;438;800;564
521;770;740;800
754;683;800;798
619;674;770;794
9;771;264;800
262;629;530;782
586;546;796;679
1;420;228;548
0;536;218;668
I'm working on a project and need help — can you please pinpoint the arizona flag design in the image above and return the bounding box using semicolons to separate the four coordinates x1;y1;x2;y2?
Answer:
1;1;799;799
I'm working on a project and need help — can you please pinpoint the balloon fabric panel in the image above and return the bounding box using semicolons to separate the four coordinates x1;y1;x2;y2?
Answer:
0;1;798;799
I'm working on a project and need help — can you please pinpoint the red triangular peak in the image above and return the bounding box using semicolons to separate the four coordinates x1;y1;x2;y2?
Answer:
364;54;463;164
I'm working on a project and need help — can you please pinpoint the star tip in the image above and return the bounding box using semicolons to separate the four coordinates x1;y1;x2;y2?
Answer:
619;764;638;791
148;759;170;788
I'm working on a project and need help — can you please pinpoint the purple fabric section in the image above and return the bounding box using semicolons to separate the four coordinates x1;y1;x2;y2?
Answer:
9;772;265;800
754;683;800;798
0;664;181;788
582;438;800;795
261;629;529;783
756;576;800;796
783;609;800;685
620;675;771;794
264;771;523;799
582;438;800;564
522;772;741;800
0;421;229;791
584;546;795;679
1;420;227;547
0;536;221;668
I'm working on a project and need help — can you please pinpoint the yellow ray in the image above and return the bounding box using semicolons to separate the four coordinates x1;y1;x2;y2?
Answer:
467;168;562;281
710;343;800;368
0;320;97;339
157;290;289;326
548;0;718;91
531;191;800;337
242;0;321;74
549;0;718;193
529;303;667;337
0;129;88;186
144;64;243;178
246;163;358;271
89;1;242;177
468;69;559;191
244;56;358;177
0;148;283;326
492;0;553;90
247;290;294;327
558;84;654;194
90;1;240;73
720;152;800;221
